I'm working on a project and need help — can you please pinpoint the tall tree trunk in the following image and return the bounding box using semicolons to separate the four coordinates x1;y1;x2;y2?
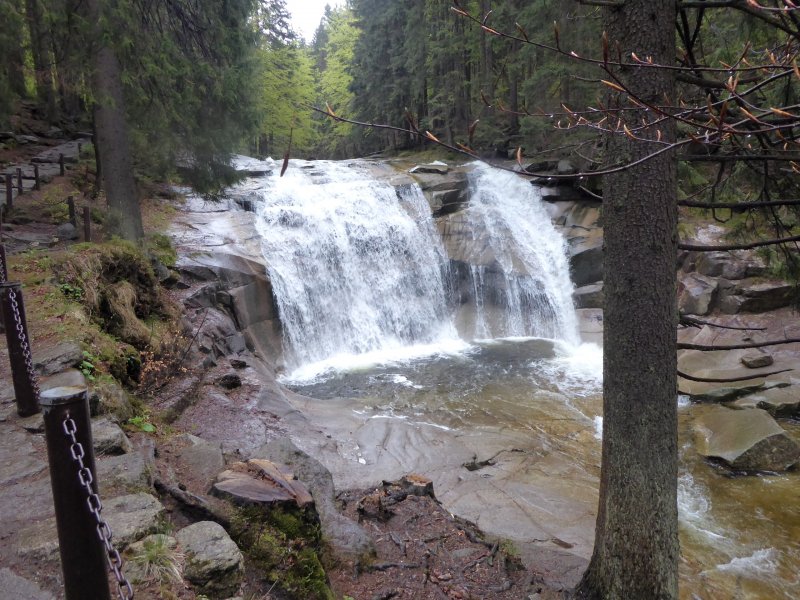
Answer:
26;0;57;121
576;2;679;599
85;0;143;241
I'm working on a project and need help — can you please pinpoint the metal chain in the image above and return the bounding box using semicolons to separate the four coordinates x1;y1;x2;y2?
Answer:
0;254;6;283
63;414;134;600
7;286;40;400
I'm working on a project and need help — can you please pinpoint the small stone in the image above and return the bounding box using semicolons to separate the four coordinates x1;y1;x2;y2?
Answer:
229;359;248;369
92;417;133;455
176;521;244;598
740;353;774;369
19;413;45;433
39;369;86;393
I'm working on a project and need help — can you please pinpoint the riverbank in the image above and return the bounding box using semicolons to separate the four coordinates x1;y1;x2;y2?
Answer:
0;139;578;599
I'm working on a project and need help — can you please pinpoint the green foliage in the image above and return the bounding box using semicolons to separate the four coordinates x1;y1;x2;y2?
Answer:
79;350;98;382
128;412;156;434
145;233;177;269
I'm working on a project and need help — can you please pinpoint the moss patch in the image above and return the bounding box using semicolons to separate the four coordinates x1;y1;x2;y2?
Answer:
231;506;334;600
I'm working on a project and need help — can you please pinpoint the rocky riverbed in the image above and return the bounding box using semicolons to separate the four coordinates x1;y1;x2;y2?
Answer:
1;154;799;599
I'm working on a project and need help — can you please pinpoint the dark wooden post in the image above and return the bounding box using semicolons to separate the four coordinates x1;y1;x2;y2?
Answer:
34;164;40;190
83;206;91;242
4;175;11;212
16;167;23;194
0;282;40;417
40;386;112;600
67;196;76;227
59;153;65;176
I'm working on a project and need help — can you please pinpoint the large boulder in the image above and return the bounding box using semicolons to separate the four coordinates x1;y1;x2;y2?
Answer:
678;273;718;316
176;521;244;599
694;406;800;471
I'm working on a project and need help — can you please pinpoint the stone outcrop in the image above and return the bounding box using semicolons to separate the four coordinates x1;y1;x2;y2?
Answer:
178;252;283;366
694;406;800;471
407;164;470;216
176;521;244;599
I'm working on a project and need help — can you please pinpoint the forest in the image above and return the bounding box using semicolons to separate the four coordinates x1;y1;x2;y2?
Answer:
2;2;800;600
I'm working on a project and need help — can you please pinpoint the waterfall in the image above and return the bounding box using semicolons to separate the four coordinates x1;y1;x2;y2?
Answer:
255;161;457;372
253;159;580;376
455;163;580;344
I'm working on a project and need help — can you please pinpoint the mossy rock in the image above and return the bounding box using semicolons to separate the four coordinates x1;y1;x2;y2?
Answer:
231;506;333;600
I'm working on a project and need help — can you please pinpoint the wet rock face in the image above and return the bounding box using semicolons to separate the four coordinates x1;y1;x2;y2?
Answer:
694;406;800;472
176;521;244;599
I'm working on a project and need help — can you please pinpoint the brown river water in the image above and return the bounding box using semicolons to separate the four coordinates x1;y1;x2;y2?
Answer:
286;338;800;600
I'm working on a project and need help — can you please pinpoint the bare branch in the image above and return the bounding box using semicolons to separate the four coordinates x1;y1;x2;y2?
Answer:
679;315;767;331
679;198;800;208
677;368;793;383
678;337;800;351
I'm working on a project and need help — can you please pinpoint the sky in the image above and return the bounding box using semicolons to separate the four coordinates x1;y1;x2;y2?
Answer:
285;0;345;43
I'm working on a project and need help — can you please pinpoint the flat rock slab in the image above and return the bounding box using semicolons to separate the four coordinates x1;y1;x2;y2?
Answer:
15;520;59;561
32;139;88;164
694;406;800;471
214;458;313;507
104;493;165;549
175;521;243;598
39;369;86;394
173;433;226;490
0;568;56;600
730;386;800;417
33;341;82;376
0;430;46;486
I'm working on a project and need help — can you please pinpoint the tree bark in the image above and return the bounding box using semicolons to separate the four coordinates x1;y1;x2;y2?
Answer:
85;0;143;241
576;2;679;599
25;0;57;121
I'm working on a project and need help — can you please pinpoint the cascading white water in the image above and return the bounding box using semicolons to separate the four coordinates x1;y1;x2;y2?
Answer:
458;163;580;344
255;161;457;372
